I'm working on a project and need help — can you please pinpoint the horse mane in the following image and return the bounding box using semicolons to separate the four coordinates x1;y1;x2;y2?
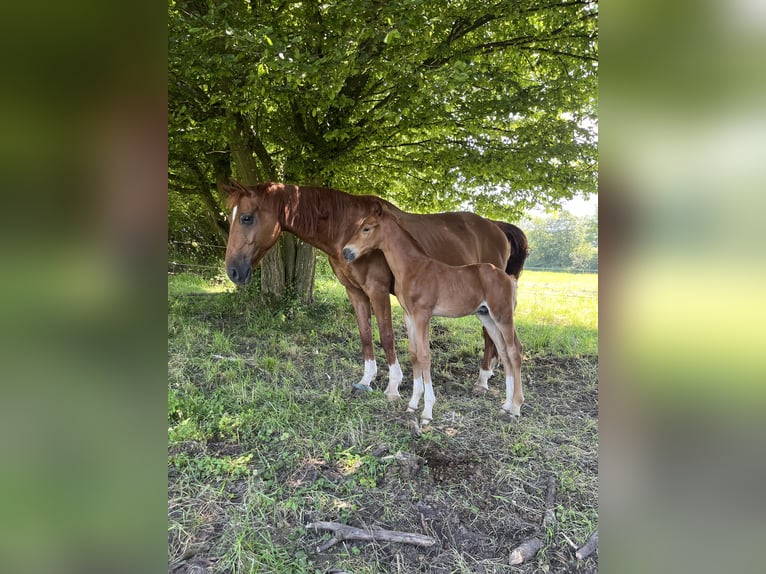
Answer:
226;179;403;243
285;185;396;240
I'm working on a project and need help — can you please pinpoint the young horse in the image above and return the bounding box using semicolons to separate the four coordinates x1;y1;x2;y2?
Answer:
224;181;528;400
342;201;523;425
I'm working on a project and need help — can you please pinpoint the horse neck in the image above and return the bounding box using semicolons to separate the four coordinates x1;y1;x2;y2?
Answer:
277;185;349;254
377;216;432;278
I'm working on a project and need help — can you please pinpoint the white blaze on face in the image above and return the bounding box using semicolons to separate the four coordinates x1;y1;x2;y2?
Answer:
232;205;238;223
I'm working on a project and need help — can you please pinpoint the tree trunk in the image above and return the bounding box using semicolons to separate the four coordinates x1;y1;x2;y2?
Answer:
227;113;317;303
260;233;316;303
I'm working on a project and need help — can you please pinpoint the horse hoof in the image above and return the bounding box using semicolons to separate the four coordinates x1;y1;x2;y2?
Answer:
384;392;402;401
406;407;416;413
352;383;374;392
499;407;520;417
420;418;432;427
472;385;488;396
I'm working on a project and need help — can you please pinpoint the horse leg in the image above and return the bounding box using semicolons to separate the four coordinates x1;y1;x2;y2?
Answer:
369;290;403;400
473;327;498;394
505;328;524;416
403;312;425;415
477;314;523;417
409;312;435;426
345;286;377;388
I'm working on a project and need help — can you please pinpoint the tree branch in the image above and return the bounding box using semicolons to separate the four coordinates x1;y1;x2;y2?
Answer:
576;530;598;559
306;521;437;553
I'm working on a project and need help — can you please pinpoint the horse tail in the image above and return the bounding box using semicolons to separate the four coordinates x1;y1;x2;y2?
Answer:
491;220;529;278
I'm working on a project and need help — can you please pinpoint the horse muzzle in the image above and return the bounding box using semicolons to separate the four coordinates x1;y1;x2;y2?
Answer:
342;247;356;262
227;263;253;285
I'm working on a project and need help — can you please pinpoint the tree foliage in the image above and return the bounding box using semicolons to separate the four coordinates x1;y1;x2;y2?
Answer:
523;211;598;271
168;0;598;290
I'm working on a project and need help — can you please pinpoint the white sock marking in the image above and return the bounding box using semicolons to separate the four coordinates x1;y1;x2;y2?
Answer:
408;376;424;412
385;359;403;398
502;375;515;412
422;383;436;423
475;368;493;390
358;359;377;386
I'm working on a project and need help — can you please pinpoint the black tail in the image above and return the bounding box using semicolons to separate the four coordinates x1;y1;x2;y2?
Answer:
491;220;529;278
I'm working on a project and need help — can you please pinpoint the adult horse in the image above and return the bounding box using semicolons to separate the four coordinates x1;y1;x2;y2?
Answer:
223;181;528;399
342;200;523;424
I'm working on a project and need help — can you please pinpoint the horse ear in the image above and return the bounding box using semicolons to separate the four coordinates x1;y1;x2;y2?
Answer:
221;182;237;196
372;199;383;217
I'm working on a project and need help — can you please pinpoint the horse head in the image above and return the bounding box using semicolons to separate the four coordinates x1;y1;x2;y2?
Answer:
223;180;283;285
342;199;386;263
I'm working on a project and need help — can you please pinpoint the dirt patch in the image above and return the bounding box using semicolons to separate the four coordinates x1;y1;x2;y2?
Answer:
169;355;598;573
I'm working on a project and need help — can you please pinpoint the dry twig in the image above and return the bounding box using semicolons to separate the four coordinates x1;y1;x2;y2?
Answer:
576;530;598;559
509;537;544;565
508;475;558;565
306;521;437;553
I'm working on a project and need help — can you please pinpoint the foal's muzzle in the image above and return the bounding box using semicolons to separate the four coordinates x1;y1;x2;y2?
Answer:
342;247;356;262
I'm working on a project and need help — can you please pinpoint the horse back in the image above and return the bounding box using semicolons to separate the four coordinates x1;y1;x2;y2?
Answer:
397;211;509;269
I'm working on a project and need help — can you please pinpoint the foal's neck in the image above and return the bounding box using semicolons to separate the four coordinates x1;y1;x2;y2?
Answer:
377;216;432;276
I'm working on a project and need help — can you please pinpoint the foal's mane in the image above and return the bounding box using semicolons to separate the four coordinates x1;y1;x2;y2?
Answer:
378;204;429;257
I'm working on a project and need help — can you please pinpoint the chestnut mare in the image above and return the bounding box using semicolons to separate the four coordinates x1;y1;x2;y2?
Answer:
342;201;523;424
224;181;527;400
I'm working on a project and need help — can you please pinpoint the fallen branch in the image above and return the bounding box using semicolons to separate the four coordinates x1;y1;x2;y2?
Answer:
508;475;558;566
306;521;436;553
509;537;543;565
542;475;557;530
575;530;598;559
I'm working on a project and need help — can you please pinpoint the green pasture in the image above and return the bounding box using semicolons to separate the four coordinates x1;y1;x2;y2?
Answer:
168;264;598;573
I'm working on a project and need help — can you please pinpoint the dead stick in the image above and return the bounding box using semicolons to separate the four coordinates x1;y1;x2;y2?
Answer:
306;521;436;552
508;475;557;566
575;530;598;559
542;475;557;530
509;538;543;565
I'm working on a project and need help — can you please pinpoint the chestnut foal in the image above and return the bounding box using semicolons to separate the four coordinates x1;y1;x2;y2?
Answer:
342;201;523;425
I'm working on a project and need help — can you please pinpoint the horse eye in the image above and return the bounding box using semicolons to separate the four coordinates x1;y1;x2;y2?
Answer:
362;227;371;233
240;214;253;225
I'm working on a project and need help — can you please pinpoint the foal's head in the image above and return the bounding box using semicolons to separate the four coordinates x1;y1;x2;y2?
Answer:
223;181;283;285
342;201;387;263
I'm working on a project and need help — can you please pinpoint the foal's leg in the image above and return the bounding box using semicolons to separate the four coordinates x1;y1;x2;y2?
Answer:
477;314;523;417
407;312;435;426
345;286;377;388
403;312;425;416
506;327;524;416
474;327;498;394
369;291;403;399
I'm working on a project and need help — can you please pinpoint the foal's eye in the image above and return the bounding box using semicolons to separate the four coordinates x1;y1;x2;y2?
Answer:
240;214;254;225
362;227;371;233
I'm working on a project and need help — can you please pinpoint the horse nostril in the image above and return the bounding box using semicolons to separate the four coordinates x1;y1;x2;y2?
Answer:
229;266;239;282
342;247;355;262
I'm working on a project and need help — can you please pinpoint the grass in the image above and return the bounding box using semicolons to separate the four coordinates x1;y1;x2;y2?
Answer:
168;264;598;573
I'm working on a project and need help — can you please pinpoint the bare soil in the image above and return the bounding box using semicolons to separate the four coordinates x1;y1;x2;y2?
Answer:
169;355;598;573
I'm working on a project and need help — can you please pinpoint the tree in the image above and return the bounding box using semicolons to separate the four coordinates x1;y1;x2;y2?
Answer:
523;211;597;271
169;0;598;300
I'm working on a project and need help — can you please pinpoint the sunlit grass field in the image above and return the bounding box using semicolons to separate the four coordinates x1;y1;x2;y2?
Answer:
315;263;598;358
168;263;598;572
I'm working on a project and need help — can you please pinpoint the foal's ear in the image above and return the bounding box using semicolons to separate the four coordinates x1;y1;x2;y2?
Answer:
371;199;383;217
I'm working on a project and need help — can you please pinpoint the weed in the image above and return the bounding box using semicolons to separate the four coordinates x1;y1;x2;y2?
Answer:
168;269;598;573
